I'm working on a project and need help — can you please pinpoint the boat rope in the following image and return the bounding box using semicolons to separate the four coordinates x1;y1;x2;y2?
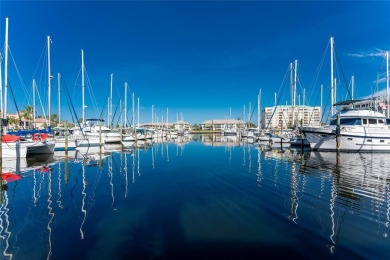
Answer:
8;80;23;129
266;65;290;129
62;77;85;136
334;47;353;101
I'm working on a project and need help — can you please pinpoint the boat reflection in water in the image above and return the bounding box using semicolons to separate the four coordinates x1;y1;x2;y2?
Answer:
1;134;390;259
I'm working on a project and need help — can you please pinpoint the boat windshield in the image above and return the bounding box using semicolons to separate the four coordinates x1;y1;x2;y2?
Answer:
329;117;361;125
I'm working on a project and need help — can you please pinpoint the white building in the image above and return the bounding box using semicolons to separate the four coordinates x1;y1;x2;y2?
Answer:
262;105;321;129
201;119;245;131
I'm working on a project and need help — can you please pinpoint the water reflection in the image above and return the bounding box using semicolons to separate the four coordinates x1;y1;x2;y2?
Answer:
0;135;390;258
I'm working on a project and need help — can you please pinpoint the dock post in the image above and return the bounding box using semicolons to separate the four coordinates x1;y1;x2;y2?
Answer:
65;121;68;153
120;123;123;151
99;123;102;153
336;114;341;152
280;120;283;151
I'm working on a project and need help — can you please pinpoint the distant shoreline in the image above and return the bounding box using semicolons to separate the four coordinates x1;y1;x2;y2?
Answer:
189;130;221;134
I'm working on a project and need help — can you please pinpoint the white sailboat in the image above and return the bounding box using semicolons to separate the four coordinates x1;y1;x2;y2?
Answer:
1;19;54;157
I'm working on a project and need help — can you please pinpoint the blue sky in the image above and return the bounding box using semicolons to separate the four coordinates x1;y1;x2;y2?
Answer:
0;1;389;124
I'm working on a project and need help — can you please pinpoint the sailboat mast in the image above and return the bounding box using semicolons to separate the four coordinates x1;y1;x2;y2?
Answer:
137;97;140;127
4;17;9;122
386;51;389;118
152;104;154;127
58;73;60;126
47;35;52;127
33;79;36;129
258;89;261;130
294;60;298;108
351;75;354;101
81;49;85;126
330;37;334;116
110;73;113;128
131;92;134;127
289;63;293;126
124;82;127;128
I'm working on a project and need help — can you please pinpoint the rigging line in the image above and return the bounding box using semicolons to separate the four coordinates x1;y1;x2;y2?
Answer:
334;47;352;101
307;41;330;105
111;86;125;126
322;89;332;123
307;84;322;126
84;67;100;117
8;80;23;128
34;81;47;120
31;40;47;84
62;76;84;134
8;48;30;104
266;65;290;129
62;77;77;124
98;81;112;122
72;65;82;102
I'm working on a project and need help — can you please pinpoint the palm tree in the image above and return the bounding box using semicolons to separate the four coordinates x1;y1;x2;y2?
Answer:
21;105;33;120
51;113;59;127
7;116;20;130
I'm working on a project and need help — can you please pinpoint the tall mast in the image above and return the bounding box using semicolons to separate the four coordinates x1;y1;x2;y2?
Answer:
351;75;354;101
290;63;293;106
131;92;134;127
58;73;60;126
258;89;261;130
152;104;154;127
137;97;140;127
4;17;9;122
107;97;109;126
81;49;85;126
120;100;122;127
320;84;323;125
330;37;334;116
47;35;52;127
124;82;127;128
274;92;276;107
109;73;113;128
386;51;389;118
33;79;36;129
294;60;298;108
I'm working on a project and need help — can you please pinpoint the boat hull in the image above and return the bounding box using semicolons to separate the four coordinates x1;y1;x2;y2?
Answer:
2;142;28;158
302;126;390;152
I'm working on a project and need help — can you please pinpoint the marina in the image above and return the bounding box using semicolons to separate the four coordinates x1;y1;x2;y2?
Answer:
0;1;389;259
1;135;390;259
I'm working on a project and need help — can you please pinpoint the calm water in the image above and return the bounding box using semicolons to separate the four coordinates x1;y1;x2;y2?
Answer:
1;135;390;259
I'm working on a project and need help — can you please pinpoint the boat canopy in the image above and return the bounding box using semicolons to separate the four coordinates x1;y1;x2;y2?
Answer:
333;99;368;106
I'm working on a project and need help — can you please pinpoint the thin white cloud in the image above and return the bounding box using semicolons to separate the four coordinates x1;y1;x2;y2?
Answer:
348;49;387;58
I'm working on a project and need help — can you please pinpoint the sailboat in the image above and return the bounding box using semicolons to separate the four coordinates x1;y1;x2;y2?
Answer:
223;107;238;136
1;19;54;157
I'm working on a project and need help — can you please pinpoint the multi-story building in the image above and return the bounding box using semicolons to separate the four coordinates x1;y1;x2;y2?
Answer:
262;105;321;129
201;119;245;131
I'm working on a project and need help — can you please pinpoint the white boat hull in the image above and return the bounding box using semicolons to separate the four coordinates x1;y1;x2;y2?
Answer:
1;142;28;158
302;126;390;152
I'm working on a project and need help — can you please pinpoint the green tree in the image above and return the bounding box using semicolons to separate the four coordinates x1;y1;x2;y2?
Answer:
51;113;59;127
21;105;33;120
7;116;20;129
192;124;201;131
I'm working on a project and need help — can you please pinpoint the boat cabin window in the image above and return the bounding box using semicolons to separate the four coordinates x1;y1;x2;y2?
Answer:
363;119;368;125
368;119;377;124
329;118;361;125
